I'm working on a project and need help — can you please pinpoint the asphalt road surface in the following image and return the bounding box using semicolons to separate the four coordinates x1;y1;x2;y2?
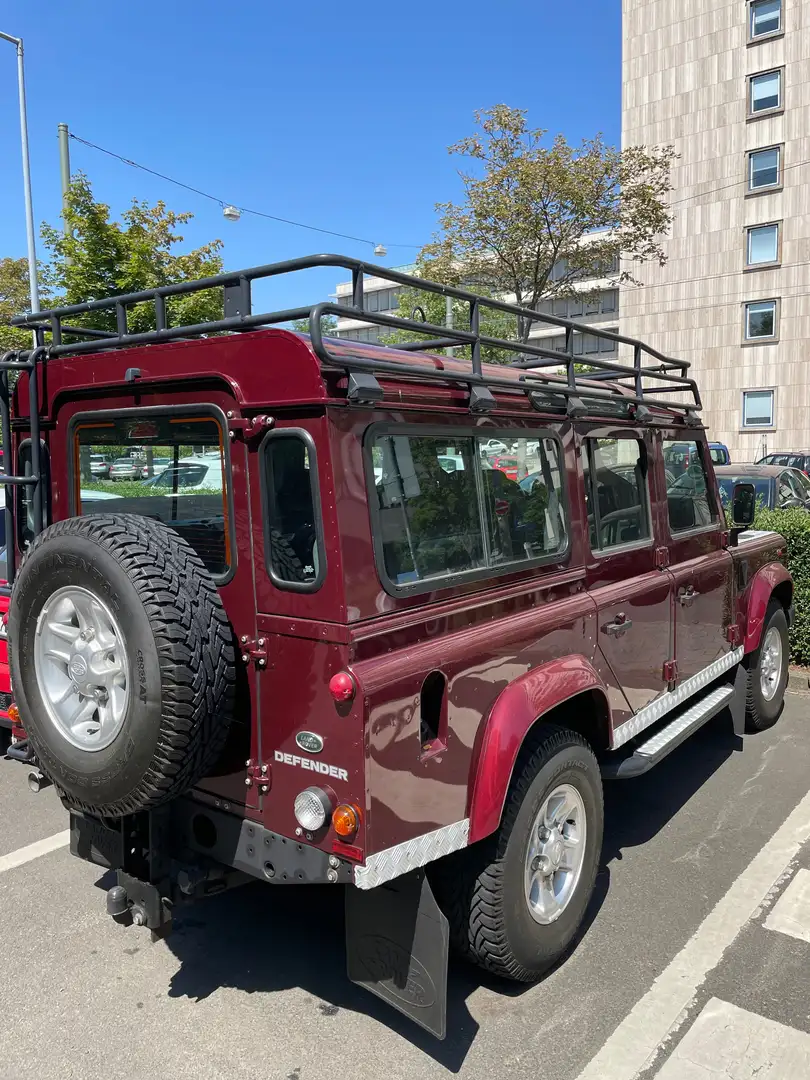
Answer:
1;693;809;1080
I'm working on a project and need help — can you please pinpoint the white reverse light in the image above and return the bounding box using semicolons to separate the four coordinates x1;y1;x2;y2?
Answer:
294;787;332;832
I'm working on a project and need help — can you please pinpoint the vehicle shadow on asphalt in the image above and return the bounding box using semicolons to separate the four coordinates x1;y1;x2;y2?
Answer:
94;717;740;1072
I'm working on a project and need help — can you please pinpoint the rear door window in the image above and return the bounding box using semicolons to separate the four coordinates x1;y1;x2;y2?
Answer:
369;430;566;590
73;412;231;578
582;438;650;551
263;430;325;591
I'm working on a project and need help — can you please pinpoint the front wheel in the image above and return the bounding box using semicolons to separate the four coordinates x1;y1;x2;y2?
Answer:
434;725;603;982
744;601;789;732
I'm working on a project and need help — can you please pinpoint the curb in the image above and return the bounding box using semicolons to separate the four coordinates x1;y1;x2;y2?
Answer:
788;667;810;695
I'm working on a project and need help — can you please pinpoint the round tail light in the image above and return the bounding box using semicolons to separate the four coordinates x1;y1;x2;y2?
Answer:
332;804;360;839
329;671;356;703
293;787;332;832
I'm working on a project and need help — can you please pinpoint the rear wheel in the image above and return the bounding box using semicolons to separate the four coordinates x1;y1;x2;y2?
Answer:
434;725;603;982
744;601;789;733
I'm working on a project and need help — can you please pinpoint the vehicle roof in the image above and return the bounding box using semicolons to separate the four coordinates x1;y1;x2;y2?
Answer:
714;464;785;477
760;449;810;456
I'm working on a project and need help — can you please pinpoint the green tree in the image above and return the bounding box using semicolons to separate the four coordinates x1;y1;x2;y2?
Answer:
41;173;225;334
0;257;51;352
291;314;338;335
407;105;675;346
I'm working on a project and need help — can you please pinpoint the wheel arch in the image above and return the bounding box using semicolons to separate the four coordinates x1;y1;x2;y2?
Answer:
467;656;611;844
742;561;793;654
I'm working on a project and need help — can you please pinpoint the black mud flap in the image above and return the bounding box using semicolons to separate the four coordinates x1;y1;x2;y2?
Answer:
70;811;124;870
729;662;748;737
346;869;449;1040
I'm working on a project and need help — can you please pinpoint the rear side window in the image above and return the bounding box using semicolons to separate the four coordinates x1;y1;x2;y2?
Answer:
582;438;650;551
369;431;566;589
664;439;717;532
73;413;231;578
263;431;325;591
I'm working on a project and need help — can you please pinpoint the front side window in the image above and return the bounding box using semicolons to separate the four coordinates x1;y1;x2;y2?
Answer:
370;432;566;588
749;0;781;40
74;413;230;577
264;432;324;589
748;146;781;191
742;389;775;429
749;69;782;115
744;299;778;340
664;440;716;532
746;223;780;267
582;438;650;551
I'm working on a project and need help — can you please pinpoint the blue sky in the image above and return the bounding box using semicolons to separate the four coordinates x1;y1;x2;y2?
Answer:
0;0;620;311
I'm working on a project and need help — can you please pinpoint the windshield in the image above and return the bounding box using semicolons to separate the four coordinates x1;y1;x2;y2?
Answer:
716;476;772;507
709;447;728;465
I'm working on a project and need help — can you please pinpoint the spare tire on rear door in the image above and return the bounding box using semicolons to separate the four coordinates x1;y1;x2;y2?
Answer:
9;515;236;818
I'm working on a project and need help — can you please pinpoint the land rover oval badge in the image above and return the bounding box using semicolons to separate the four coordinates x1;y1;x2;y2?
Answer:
296;731;324;754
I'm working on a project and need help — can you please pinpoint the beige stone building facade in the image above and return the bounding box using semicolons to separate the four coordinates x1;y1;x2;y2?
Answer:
621;0;809;461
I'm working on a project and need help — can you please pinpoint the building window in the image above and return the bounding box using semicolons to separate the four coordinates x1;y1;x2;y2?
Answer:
748;146;781;191
749;0;782;41
748;69;783;116
746;222;780;267
744;299;779;341
601;290;618;313
742;389;775;429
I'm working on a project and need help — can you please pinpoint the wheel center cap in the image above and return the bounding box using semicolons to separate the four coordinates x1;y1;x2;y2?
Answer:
69;655;88;682
551;840;563;866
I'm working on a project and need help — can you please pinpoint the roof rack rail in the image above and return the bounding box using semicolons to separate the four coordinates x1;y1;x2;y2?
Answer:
10;253;700;418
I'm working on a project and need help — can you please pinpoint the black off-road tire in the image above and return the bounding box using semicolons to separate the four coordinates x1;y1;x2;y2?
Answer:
433;725;603;982
743;601;789;733
9;515;236;817
0;725;10;756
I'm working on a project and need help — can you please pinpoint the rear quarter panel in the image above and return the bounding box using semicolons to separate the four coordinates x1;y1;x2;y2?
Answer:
732;530;792;652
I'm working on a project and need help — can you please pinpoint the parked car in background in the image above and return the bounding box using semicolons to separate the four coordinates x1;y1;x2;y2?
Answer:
140;457;223;492
708;442;730;465
715;464;810;512
491;454;520;481
89;454;111;478
108;457;141;481
480;438;509;457
140;456;171;479
756;451;810;477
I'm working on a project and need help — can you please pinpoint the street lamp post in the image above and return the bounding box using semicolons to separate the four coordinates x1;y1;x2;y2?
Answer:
0;31;40;316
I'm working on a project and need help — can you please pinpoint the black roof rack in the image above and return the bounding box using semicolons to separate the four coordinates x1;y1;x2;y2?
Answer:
9;253;700;418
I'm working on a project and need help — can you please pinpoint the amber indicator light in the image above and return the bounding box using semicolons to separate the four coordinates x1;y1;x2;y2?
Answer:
332;804;360;839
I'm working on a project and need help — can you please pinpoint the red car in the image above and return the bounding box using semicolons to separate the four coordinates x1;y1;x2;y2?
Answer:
2;254;792;1039
491;454;519;481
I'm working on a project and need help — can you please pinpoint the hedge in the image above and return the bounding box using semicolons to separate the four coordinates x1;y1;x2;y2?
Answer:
752;508;810;666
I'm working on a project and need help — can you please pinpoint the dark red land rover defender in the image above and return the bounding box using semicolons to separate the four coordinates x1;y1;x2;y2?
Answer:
3;255;792;1037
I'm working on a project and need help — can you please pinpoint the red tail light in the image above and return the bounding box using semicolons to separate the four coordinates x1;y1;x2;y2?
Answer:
328;672;356;703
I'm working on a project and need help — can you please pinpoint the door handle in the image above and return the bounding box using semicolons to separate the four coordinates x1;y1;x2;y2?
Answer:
677;587;700;607
603;614;632;637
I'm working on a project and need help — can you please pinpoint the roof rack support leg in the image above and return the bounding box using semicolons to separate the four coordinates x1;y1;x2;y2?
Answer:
352;268;365;311
26;345;46;538
155;294;167;331
470;299;481;376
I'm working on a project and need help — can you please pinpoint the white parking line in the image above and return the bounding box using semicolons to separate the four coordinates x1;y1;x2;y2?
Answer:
764;867;810;944
653;998;810;1079
575;786;810;1080
0;831;70;876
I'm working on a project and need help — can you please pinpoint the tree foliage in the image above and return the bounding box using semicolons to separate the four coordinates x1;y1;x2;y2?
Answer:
401;105;675;345
40;173;225;334
0;257;51;352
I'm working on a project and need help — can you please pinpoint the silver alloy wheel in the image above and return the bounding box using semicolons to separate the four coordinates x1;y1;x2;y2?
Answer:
34;586;130;752
759;625;783;702
524;783;587;925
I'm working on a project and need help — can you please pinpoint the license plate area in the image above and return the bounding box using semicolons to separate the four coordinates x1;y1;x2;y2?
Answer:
69;812;125;870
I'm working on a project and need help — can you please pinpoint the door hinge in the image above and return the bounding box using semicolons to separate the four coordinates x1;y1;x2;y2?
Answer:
663;659;678;685
720;530;730;549
655;546;670;569
239;635;267;668
245;760;270;794
726;624;743;646
226;412;274;442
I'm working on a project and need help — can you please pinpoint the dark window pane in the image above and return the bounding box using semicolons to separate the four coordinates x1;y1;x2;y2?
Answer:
746;300;776;338
664;440;716;531
583;439;650;550
750;147;780;189
751;0;781;38
75;415;229;576
601;290;618;313
488;437;567;562
264;435;322;586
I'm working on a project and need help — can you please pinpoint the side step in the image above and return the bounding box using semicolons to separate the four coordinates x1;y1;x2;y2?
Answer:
601;684;735;779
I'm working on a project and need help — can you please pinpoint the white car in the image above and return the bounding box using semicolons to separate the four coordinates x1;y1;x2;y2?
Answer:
480;439;509;457
140;457;223;493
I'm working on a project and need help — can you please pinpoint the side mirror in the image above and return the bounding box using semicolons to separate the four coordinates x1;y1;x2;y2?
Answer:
730;482;756;541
